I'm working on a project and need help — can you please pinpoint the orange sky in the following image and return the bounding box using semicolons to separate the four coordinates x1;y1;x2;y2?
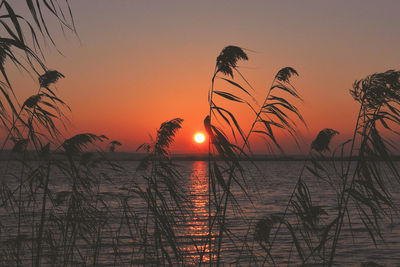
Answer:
8;0;400;154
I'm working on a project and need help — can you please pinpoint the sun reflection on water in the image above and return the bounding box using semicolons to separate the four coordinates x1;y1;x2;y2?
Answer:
183;161;213;264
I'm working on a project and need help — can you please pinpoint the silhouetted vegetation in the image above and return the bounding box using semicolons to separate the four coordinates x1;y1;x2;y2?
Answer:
0;2;399;266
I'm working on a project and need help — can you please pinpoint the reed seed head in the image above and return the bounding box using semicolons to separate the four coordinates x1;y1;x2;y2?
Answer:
216;45;248;78
275;67;298;83
39;70;64;88
350;70;400;109
311;128;339;152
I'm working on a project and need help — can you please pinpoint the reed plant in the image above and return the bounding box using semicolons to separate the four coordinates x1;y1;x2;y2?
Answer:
254;71;400;266
0;2;118;266
205;45;305;266
0;2;399;265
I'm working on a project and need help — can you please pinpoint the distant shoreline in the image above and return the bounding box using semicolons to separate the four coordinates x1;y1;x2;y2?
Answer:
1;151;400;162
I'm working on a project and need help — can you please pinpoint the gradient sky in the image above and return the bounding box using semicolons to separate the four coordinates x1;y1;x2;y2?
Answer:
9;0;400;154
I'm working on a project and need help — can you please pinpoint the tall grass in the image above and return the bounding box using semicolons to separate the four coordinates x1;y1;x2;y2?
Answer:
0;2;399;266
204;45;305;266
254;71;400;266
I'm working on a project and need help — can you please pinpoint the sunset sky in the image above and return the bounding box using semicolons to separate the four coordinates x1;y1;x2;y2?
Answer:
9;0;400;154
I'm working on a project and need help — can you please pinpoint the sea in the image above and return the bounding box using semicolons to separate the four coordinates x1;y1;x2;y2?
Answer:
1;160;400;266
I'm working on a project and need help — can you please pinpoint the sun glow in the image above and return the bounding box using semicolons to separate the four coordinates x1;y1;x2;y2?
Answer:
194;132;205;144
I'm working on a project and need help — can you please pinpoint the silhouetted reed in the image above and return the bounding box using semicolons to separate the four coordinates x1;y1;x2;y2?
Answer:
1;2;399;265
256;70;400;266
205;45;305;266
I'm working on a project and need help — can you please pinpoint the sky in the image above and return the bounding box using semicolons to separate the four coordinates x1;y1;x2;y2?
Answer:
8;0;400;154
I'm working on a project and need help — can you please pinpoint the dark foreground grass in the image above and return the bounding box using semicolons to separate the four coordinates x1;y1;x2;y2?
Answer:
0;2;399;266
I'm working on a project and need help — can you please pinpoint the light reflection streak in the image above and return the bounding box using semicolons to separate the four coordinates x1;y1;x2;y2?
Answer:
183;161;214;265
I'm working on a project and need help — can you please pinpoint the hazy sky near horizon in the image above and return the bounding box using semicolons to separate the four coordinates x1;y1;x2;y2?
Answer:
10;0;400;154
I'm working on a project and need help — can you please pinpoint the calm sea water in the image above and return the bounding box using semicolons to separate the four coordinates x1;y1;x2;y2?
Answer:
176;161;400;266
1;160;400;266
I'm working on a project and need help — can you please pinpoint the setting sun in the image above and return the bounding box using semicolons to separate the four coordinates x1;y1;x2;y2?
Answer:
194;132;205;144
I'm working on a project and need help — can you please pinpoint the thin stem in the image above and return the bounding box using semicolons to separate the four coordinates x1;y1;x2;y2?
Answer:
242;78;276;151
214;77;276;263
35;162;51;267
328;96;366;266
208;67;217;266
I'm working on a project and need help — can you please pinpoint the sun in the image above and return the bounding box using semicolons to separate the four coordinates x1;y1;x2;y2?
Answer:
194;132;206;144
